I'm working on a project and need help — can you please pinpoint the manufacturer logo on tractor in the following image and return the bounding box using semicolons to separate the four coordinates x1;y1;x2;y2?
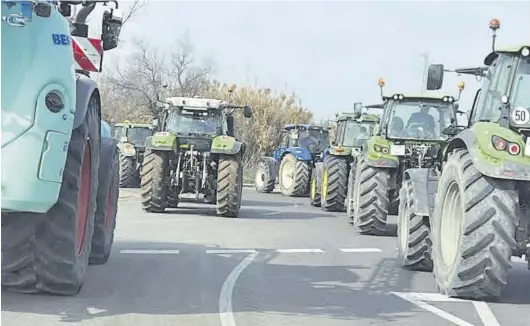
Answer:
52;33;70;46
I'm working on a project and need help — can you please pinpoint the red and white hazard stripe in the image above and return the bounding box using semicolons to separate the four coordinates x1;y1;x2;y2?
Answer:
72;36;103;72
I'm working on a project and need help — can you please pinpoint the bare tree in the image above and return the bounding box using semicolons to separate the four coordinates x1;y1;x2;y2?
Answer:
122;0;148;26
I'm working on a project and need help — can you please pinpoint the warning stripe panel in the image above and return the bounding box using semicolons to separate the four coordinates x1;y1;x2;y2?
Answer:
72;37;103;72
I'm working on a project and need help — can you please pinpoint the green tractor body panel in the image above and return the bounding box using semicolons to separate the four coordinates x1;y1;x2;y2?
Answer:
146;132;177;151
2;3;77;213
211;135;242;155
447;122;530;180
364;136;399;168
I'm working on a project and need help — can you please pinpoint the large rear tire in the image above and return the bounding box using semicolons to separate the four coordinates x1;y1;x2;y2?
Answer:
255;161;275;193
352;157;390;236
431;149;517;300
309;163;323;207
321;156;348;212
1;93;100;295
346;162;356;225
118;154;139;188
216;154;243;217
279;154;310;197
90;150;119;265
397;179;433;272
140;149;169;213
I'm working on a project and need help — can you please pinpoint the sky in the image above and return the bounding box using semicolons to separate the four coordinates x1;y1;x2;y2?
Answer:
104;0;530;121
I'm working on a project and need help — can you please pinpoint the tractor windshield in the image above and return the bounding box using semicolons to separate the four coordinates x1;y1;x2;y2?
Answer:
299;129;329;152
166;109;219;135
342;121;375;147
387;100;454;140
127;127;152;146
112;126;126;139
512;56;530;110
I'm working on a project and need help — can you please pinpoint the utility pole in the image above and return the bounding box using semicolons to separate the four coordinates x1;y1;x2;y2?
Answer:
420;52;429;94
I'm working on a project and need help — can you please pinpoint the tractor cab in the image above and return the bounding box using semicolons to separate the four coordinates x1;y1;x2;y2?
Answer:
112;120;153;149
282;124;330;154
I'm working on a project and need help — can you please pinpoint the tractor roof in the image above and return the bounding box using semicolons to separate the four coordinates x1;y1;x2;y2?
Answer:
166;97;227;110
284;124;326;131
337;112;379;122
383;93;456;101
484;44;530;65
114;123;153;128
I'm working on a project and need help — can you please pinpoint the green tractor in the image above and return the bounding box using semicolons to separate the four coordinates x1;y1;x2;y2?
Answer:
311;103;382;211
398;18;530;300
140;94;253;217
349;77;463;236
112;121;154;188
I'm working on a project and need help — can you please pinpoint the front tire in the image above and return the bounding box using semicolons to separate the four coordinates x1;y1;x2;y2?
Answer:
352;157;390;236
309;163;323;207
397;179;433;272
217;154;243;217
321;156;348;212
2;93;101;295
431;149;517;300
255;161;275;193
140;149;169;213
119;154;139;188
279;154;310;197
346;162;356;225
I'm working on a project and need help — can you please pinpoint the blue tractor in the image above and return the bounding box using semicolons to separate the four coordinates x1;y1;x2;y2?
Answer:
255;124;330;196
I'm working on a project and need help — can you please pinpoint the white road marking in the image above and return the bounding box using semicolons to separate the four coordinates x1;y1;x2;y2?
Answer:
392;292;474;326
339;248;383;253
512;255;527;264
207;249;258;254
219;252;259;326
262;211;281;216
472;301;501;326
120;249;180;254
276;249;324;253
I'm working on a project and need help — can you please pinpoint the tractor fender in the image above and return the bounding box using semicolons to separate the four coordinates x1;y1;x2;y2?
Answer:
445;128;530;180
145;133;176;151
283;147;312;161
211;136;242;155
99;137;118;184
116;142;137;157
259;156;279;179
73;74;100;130
403;168;439;217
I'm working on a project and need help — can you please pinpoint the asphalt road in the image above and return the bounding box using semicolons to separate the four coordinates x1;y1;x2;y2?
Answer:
2;188;529;326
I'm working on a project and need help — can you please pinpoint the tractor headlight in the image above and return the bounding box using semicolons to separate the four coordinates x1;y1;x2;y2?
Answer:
522;47;530;57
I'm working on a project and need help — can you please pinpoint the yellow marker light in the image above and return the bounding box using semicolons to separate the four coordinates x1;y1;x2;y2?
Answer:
489;18;500;30
457;81;465;90
378;78;385;87
123;120;131;124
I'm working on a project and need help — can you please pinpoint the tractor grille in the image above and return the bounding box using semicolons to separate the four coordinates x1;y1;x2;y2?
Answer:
177;137;212;152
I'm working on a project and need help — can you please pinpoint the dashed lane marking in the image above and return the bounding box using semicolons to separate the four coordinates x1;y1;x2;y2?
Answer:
206;249;258;254
119;248;385;255
339;248;383;253
275;249;325;253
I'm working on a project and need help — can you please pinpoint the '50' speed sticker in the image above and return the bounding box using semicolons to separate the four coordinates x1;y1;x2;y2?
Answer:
511;107;530;125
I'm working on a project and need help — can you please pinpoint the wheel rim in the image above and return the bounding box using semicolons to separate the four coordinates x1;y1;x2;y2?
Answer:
76;144;92;255
399;197;410;252
321;169;328;201
440;181;464;268
255;168;264;187
281;160;294;189
310;177;316;200
105;177;115;230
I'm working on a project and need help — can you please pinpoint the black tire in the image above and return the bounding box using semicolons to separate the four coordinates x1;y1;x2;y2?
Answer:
119;154;139;188
2;93;101;295
397;179;433;272
309;163;323;207
255;161;275;193
346;162;356;225
389;189;400;215
279;154;310;197
216;154;243;217
90;148;119;265
352;157;390;236
167;192;179;208
321;156;348;212
140;149;169;213
431;149;517;300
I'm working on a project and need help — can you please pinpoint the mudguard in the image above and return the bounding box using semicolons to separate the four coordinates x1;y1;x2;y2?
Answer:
211;135;242;155
116;142;136;157
403;168;439;217
364;136;399;168
73;74;100;130
99;137;118;187
283;147;312;161
259;156;279;179
445;122;530;181
145;132;176;151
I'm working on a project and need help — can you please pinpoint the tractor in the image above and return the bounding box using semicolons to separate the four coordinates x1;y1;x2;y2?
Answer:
397;18;530;300
112;121;154;187
310;103;383;211
140;93;253;217
348;78;464;236
1;1;123;295
255;124;330;197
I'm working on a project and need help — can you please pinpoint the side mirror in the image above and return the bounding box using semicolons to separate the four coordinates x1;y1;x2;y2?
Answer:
152;119;159;127
101;8;123;51
353;102;363;115
35;2;52;18
243;106;253;118
427;64;444;90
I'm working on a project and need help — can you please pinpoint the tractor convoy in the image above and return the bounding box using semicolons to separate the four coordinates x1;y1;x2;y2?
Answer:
2;3;527;305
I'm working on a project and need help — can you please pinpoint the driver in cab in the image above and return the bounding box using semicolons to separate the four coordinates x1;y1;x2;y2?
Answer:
407;105;436;135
